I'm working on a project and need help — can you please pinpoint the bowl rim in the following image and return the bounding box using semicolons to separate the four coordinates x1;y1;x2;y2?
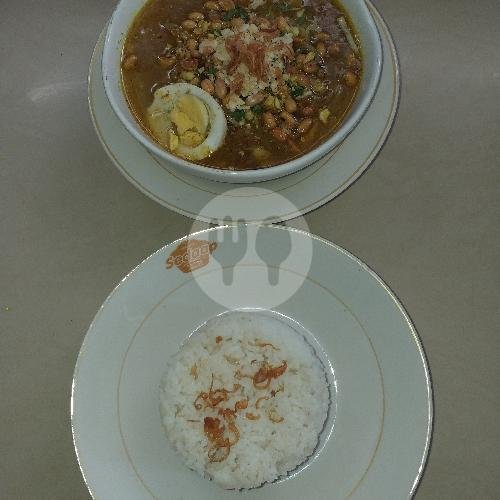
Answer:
102;0;383;183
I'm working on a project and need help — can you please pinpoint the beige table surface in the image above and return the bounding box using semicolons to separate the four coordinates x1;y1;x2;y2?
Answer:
1;0;499;498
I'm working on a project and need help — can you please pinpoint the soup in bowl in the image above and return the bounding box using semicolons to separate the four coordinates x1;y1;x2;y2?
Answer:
103;0;382;183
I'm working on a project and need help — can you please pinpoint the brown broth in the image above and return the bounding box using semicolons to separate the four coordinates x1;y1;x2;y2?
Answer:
121;0;362;169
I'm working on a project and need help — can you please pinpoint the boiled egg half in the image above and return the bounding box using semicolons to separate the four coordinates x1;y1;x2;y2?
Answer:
146;83;227;161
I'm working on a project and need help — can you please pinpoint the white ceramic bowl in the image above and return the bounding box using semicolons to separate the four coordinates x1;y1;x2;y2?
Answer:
102;0;383;184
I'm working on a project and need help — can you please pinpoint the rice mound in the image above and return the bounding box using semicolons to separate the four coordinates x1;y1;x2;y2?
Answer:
159;311;329;489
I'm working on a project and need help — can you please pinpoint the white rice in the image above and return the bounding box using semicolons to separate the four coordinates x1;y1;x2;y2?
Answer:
160;311;329;490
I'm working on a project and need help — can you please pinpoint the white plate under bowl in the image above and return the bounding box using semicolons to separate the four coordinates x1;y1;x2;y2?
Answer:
72;226;432;500
88;1;399;222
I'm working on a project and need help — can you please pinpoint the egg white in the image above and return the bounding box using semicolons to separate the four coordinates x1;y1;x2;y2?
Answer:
147;83;227;161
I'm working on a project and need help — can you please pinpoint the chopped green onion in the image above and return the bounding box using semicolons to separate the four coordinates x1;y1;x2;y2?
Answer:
203;65;217;78
296;14;307;25
251;104;264;114
287;80;305;97
230;109;246;121
222;6;250;22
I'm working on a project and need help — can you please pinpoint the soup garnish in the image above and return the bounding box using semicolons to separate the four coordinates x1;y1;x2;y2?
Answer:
122;0;362;169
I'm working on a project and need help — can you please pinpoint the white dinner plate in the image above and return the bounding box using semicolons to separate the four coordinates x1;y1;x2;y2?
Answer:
72;226;432;499
88;1;399;223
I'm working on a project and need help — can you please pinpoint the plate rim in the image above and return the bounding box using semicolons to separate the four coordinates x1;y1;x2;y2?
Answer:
71;225;433;499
